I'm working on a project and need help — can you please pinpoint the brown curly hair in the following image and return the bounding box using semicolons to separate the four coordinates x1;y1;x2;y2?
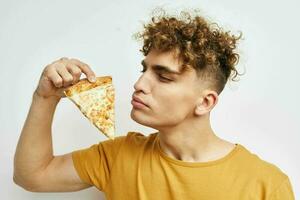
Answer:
134;9;244;94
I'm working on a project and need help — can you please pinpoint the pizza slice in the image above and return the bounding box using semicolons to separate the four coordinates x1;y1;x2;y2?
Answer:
64;76;115;139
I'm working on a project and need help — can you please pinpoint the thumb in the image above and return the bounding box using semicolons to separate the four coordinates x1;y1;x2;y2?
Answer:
59;86;71;98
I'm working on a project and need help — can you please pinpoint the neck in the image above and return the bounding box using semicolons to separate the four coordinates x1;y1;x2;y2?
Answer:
157;114;234;162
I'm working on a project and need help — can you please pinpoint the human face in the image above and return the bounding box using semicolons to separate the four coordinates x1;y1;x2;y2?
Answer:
130;49;203;130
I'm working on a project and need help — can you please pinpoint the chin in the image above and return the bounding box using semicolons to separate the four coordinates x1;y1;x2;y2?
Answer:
130;109;154;127
131;109;167;130
130;109;144;123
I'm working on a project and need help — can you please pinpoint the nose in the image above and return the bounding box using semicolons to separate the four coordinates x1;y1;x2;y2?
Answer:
133;73;150;94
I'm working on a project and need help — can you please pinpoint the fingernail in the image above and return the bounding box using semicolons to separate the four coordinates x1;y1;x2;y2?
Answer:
90;77;96;82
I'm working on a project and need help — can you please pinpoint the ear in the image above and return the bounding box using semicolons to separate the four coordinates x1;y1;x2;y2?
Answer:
194;90;219;116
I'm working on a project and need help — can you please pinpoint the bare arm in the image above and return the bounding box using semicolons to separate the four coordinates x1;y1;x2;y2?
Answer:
13;57;96;192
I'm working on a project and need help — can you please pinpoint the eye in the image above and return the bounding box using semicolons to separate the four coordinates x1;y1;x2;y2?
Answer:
139;66;172;82
158;74;172;82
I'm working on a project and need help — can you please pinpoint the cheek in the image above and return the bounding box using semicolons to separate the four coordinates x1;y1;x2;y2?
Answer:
154;91;195;119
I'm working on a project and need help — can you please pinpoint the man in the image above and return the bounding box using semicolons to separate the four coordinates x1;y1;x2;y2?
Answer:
14;10;295;199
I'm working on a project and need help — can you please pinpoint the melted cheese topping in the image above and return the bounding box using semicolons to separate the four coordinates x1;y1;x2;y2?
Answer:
70;83;115;139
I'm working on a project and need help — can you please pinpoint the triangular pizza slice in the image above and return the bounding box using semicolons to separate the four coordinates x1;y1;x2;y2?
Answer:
64;76;115;139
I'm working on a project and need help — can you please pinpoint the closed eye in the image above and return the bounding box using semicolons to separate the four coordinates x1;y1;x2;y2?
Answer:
158;75;172;82
139;67;172;82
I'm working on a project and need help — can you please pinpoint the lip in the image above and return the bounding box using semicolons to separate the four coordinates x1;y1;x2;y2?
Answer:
131;95;149;108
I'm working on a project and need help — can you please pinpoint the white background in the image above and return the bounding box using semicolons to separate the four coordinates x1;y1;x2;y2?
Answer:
1;0;299;199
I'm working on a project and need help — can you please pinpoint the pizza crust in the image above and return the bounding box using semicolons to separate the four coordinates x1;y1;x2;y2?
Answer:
64;76;112;97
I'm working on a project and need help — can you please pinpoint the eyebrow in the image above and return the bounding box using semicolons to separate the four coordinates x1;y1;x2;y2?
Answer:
141;60;181;75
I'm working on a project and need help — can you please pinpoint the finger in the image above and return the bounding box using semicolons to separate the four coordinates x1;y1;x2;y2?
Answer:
47;67;63;88
69;58;96;82
55;65;74;87
66;64;82;84
58;86;70;98
49;57;68;66
59;57;69;61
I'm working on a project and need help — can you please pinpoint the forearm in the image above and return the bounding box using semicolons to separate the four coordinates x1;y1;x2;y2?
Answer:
14;92;60;182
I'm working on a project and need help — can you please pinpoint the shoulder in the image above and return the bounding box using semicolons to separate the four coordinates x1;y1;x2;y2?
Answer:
100;131;157;148
113;131;159;154
238;145;288;178
236;144;291;193
123;131;158;146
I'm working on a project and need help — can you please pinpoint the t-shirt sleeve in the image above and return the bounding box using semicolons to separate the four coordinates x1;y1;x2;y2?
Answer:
269;177;295;200
71;135;126;191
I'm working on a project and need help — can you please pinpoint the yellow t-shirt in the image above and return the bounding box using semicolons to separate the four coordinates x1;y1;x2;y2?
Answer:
72;132;295;200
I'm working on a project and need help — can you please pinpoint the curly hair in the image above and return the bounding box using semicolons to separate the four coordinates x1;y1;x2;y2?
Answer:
134;9;244;94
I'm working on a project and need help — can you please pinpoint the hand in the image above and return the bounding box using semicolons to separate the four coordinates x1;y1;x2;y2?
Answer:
34;57;96;100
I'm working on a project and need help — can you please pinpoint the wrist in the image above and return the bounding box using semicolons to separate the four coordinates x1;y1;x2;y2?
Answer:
33;91;61;104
